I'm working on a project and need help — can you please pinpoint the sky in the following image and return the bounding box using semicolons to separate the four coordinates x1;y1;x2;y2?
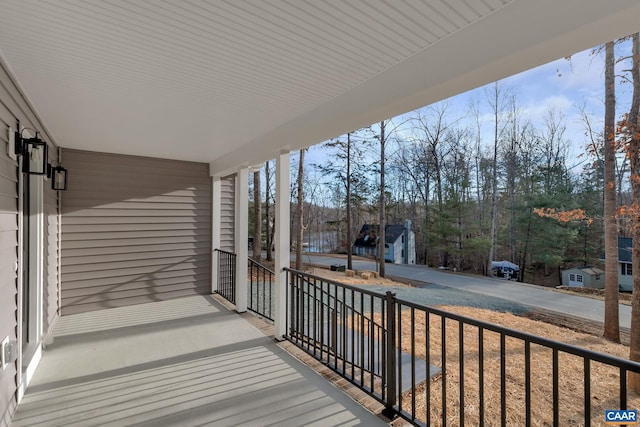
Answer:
297;38;635;185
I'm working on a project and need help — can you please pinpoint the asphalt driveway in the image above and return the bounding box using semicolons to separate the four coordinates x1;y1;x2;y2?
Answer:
296;253;632;329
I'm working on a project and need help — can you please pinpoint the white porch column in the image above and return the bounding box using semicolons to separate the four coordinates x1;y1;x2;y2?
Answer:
210;176;221;293
235;169;249;313
274;151;290;340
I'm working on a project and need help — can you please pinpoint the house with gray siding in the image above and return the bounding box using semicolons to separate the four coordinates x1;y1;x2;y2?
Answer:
618;237;633;292
0;2;638;425
354;220;416;264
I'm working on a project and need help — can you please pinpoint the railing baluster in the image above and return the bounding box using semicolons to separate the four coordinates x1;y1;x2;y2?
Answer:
501;333;506;427
620;368;627;410
342;286;347;375
442;315;447;427
398;303;403;412
351;288;355;380
584;358;590;426
525;341;531;427
426;311;431;426
553;348;559;426
360;292;365;386
411;306;416;421
479;327;484;427
370;294;376;394
459;320;464;427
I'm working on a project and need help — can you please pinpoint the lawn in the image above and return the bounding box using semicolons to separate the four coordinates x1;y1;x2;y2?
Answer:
312;267;639;426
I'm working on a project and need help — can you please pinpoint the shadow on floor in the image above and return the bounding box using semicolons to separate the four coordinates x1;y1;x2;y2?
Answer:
13;295;387;427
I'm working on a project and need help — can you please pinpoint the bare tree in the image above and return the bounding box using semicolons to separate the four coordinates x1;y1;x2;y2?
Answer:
295;149;306;270
346;132;353;269
252;169;262;261
378;120;387;277
486;83;509;276
603;41;620;343
264;160;273;261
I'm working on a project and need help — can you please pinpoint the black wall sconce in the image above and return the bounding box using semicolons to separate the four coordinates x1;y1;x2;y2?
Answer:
51;165;68;191
15;129;48;175
11;123;69;190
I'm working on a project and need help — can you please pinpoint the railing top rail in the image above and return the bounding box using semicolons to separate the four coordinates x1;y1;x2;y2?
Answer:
396;296;640;371
214;248;236;256
285;267;387;299
249;258;275;274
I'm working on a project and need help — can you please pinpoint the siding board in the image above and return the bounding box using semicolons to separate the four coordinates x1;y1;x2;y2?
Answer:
220;175;235;252
62;242;211;257
60;149;212;314
44;148;59;334
64;278;209;298
63;216;209;225
63;270;209;289
63;248;210;265
63;261;209;280
61;290;206;315
62;236;210;250
0;59;60;427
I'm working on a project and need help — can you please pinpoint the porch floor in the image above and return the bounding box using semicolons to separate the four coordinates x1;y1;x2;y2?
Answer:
12;295;387;427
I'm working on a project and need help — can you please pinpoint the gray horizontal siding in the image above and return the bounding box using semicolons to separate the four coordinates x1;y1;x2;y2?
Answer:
220;175;235;252
60;149;212;314
0;58;59;427
44;148;59;335
0;69;19;427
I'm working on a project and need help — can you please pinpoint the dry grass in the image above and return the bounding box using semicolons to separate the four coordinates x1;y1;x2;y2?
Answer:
309;265;638;425
370;306;639;427
313;268;411;287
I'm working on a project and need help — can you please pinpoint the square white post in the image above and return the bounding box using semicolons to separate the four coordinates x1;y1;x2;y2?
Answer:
235;169;249;313
274;151;290;340
211;176;222;293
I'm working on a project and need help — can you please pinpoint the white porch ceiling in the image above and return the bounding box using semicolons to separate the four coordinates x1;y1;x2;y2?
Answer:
1;1;639;175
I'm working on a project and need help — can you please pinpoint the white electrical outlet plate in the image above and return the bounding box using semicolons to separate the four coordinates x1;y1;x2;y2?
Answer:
7;127;16;160
1;336;8;370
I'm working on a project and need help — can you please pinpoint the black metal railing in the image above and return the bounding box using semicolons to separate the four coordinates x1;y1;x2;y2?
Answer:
286;268;388;402
215;249;236;304
248;258;275;321
284;268;640;426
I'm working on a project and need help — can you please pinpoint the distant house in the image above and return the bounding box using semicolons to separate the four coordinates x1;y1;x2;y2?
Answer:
600;237;633;291
561;266;605;289
353;220;416;264
618;237;633;292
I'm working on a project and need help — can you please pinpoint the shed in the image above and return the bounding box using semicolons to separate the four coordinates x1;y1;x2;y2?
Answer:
561;266;605;289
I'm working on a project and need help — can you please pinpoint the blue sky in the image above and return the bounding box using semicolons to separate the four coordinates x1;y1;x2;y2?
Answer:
300;39;635;181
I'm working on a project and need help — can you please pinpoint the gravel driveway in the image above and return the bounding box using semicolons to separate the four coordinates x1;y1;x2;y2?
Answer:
357;283;533;315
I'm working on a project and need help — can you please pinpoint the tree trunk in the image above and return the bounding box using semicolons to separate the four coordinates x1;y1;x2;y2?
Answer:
603;41;620;343
627;33;640;391
295;150;305;270
379;121;386;277
265;161;272;261
252;170;262;261
346;132;353;270
487;83;500;276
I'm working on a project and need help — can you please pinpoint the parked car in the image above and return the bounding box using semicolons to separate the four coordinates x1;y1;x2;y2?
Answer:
491;260;519;280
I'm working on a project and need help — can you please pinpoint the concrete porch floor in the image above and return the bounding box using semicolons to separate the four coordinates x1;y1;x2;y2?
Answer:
12;295;388;427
